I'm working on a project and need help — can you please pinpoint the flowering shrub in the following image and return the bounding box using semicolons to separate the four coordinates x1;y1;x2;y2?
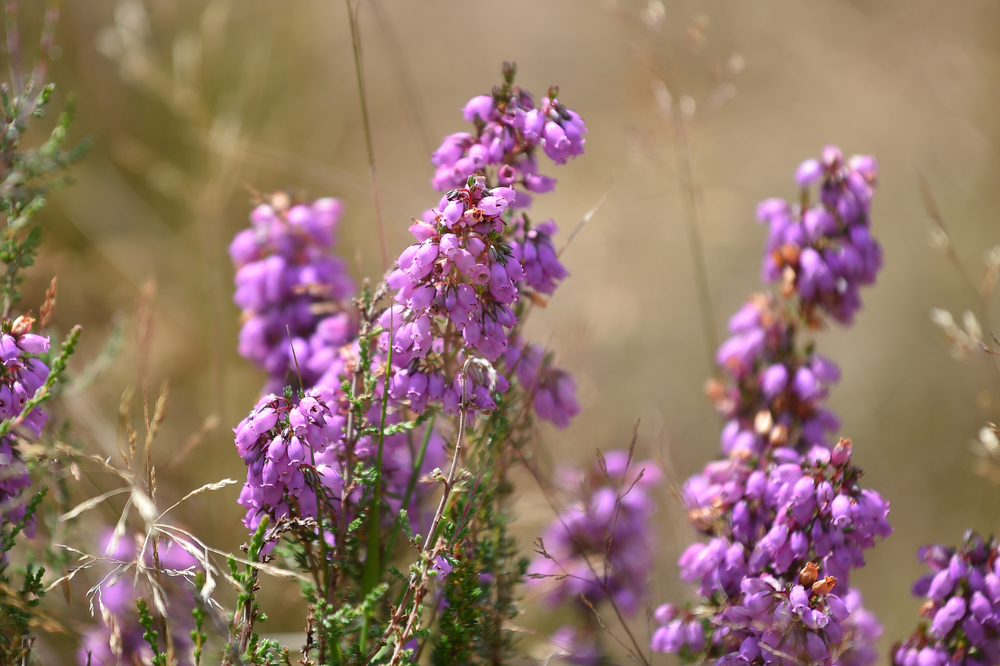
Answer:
0;5;998;666
650;148;890;666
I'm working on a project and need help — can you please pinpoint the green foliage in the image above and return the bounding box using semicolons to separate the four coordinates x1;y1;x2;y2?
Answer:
0;490;48;662
0;84;90;314
225;517;271;664
137;597;168;666
191;571;209;666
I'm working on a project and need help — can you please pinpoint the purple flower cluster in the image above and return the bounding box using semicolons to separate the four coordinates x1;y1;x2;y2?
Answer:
383;176;521;364
377;70;583;424
652;584;880;666
893;532;1000;666
226;69;585;562
504;339;579;429
547;625;602;666
681;440;890;595
528;450;659;616
662;439;887;664
234;381;445;537
235;385;347;533
78;532;198;666
431;65;585;200
653;148;889;666
711;295;843;455
230;196;356;394
0;315;50;529
758;146;881;325
509;217;568;297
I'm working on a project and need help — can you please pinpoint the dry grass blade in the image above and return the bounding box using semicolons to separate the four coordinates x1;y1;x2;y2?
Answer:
577;594;644;665
559;184;611;257
58;487;131;523
154;478;238;522
130;485;158;525
69;312;126;395
135;279;156;385
118;385;135;469
154;523;312;584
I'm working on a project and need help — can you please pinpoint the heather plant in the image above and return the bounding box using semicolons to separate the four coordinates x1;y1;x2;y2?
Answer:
649;147;890;666
4;3;1000;666
219;61;589;665
0;3;90;662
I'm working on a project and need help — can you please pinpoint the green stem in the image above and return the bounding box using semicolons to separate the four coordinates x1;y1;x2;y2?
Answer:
383;413;436;559
359;310;394;651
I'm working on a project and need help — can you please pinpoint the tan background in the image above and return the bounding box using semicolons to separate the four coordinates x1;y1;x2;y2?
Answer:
16;0;1000;661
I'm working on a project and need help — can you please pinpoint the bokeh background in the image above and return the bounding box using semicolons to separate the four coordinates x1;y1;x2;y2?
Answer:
14;0;1000;661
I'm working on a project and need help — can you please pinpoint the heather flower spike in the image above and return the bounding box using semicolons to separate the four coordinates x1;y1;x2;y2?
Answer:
378;66;584;421
653;147;890;666
894;531;1000;666
230;194;356;395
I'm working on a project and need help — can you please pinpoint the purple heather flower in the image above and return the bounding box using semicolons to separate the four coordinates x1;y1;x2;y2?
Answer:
548;625;602;666
661;145;890;663
78;531;198;666
382;177;522;365
504;340;580;429
759;147;883;324
430;74;585;196
0;316;52;532
796;158;824;188
230;196;356;393
509;217;568;296
895;531;1000;666
528;451;659;615
235;381;446;541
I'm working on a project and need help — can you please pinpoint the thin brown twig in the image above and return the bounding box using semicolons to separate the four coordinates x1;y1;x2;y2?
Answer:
388;379;471;665
601;421;640;588
345;0;389;271
559;184;611;258
631;36;720;378
358;364;473;666
511;443;652;666
919;175;1000;389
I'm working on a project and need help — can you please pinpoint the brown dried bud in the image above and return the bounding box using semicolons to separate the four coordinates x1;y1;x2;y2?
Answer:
270;191;291;212
10;315;33;337
780;243;802;265
750;293;770;310
769;424;789;446
754;410;774;435
798;562;819;588
832;439;853;466
704;379;727;403
811;576;837;596
781;266;797;298
919;600;936;618
527;292;549;308
688;505;722;533
39;276;57;328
